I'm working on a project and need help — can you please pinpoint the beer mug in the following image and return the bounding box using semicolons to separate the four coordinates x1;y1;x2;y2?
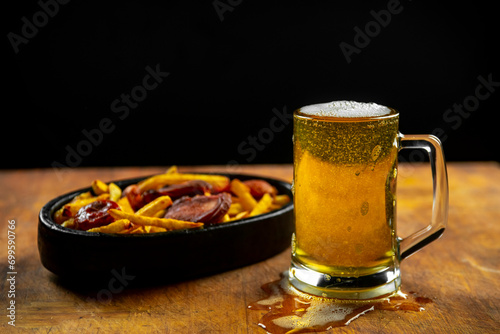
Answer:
289;101;448;299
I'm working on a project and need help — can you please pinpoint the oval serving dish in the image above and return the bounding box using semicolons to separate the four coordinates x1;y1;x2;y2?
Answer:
38;173;294;283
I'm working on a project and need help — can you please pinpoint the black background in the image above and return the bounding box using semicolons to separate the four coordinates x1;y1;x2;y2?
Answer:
4;0;499;169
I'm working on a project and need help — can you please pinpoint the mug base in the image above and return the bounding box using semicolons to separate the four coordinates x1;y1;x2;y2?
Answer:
288;259;401;300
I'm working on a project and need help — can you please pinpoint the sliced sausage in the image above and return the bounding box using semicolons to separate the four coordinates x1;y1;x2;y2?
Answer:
123;184;145;211
242;179;277;199
142;180;213;204
164;192;231;225
74;200;119;231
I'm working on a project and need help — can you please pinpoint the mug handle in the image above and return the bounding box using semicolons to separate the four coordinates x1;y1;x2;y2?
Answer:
398;134;449;260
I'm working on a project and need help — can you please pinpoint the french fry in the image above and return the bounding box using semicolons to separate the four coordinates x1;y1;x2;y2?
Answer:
117;196;134;213
269;194;291;211
61;218;75;229
70;191;93;203
165;165;178;174
108;182;122;202
87;219;131;233
249;193;273;217
62;194;110;217
135;196;172;217
117;224;137;234
269;204;281;211
138;173;230;192
92;179;109;195
153;209;167;218
129;226;146;234
228;203;243;216
147;226;168;233
230;179;257;211
109;209;203;230
229;211;248;221
273;194;291;206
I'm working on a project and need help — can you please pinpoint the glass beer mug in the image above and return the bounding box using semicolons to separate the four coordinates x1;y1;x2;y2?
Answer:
289;101;449;299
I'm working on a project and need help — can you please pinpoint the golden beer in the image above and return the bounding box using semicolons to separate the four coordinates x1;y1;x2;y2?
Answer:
290;101;400;298
289;100;449;300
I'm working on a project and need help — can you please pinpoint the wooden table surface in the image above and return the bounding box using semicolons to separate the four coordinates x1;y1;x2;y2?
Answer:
0;162;499;333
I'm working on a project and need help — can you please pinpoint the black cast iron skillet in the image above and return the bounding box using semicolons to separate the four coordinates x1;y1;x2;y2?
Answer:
38;173;294;284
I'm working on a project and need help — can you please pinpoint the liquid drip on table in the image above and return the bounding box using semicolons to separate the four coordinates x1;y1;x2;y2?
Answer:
248;272;432;334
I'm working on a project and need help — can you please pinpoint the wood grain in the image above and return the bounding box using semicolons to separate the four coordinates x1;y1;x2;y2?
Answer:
0;162;499;333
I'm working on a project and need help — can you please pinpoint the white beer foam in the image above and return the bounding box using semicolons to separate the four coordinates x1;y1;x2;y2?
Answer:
299;100;391;118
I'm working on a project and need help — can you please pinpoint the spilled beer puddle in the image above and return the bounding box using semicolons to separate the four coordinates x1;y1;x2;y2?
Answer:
248;272;431;333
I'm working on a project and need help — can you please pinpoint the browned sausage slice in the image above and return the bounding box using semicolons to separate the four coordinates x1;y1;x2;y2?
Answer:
242;179;278;199
74;200;120;231
123;184;147;211
164;192;231;225
142;180;213;204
